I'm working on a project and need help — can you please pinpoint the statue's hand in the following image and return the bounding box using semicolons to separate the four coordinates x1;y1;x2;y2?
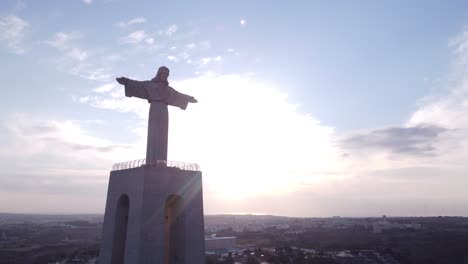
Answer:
189;97;198;103
116;77;128;85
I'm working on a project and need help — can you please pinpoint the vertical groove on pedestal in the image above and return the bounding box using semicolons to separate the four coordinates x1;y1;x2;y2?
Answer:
111;194;130;264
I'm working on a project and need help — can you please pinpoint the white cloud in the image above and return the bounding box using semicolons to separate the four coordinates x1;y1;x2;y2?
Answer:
0;113;141;213
75;67;112;81
171;74;347;202
449;28;468;67
77;96;90;103
410;30;468;131
186;43;196;49
45;32;87;62
179;51;190;59
104;54;124;62
45;32;82;50
182;41;213;54
145;38;154;45
0;14;29;54
93;83;115;93
162;24;178;36
45;32;115;81
80;73;346;204
68;47;88;61
118;17;146;28
325;27;468;216
393;32;468;180
198;40;211;50
407;30;468;145
80;84;148;118
120;30;147;44
198;56;223;65
118;30;156;47
5;20;468;215
0;113;136;171
83;0;92;4
167;55;178;62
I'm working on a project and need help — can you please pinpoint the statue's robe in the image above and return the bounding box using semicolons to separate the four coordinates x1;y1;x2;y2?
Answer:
123;78;194;164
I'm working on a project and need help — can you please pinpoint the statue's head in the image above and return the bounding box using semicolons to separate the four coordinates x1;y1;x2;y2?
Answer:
151;66;170;85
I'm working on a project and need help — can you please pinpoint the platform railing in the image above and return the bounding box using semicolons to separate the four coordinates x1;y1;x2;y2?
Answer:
111;158;200;172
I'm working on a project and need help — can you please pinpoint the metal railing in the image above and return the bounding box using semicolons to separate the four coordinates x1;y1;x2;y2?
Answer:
111;158;200;172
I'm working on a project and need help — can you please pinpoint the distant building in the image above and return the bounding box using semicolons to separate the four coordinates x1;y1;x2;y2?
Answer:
372;220;422;233
273;224;290;230
205;236;236;251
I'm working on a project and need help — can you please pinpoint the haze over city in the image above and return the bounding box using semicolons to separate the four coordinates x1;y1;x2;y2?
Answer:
1;0;468;216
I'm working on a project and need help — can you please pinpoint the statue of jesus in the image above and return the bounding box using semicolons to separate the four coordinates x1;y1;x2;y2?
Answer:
116;66;197;165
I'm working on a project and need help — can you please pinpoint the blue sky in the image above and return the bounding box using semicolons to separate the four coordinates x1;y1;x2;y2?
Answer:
1;0;468;216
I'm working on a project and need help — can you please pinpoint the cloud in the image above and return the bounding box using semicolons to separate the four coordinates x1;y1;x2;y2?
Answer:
333;28;468;207
3;114;133;159
160;24;178;36
408;84;468;130
0;113;146;213
165;49;191;62
244;27;468;216
198;40;211;50
120;30;147;44
80;72;347;205
167;55;178;62
45;32;113;81
6;21;468;216
82;0;93;4
45;32;82;50
183;41;210;51
118;17;146;27
0;14;29;54
77;82;148;119
343;125;447;156
171;41;214;65
449;27;468;68
186;43;196;49
193;56;223;66
119;30;156;46
93;83;114;93
68;47;88;61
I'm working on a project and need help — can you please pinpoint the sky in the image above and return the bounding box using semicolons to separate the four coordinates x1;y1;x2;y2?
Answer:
1;0;468;217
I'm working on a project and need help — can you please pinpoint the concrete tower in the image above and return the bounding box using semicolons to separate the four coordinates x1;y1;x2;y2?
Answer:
99;67;204;264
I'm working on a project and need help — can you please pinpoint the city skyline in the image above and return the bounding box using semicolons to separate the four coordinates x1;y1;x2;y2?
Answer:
1;0;468;216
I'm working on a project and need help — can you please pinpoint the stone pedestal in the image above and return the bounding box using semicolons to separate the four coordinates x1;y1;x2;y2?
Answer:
99;165;205;264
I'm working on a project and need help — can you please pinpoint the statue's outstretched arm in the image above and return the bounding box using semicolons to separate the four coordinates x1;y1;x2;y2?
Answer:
116;77;151;100
116;77;128;85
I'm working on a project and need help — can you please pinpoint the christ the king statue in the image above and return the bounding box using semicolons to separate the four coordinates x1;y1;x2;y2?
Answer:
116;66;197;165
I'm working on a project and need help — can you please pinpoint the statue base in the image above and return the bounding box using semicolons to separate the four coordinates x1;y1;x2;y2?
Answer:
99;165;205;264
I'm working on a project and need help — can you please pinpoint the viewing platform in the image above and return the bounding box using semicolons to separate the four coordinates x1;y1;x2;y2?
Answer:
111;158;200;172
